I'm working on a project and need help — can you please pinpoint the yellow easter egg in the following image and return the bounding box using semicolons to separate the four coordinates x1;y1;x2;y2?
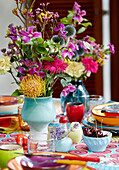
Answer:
68;122;83;144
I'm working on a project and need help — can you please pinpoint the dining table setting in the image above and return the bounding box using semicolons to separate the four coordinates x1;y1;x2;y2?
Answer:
0;96;119;170
0;0;117;170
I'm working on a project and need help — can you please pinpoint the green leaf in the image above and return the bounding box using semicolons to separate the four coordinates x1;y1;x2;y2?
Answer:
77;27;86;34
36;46;48;55
83;18;88;21
15;40;22;45
60;79;67;87
31;53;38;58
63;76;72;82
83;41;93;53
67;11;74;19
60;17;72;25
36;37;44;43
88;37;95;41
41;56;54;62
12;89;21;97
81;22;92;27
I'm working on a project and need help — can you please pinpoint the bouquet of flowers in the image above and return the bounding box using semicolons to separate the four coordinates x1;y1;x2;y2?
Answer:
0;0;115;98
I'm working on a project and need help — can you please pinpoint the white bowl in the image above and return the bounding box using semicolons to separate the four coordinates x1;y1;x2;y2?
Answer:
82;131;112;152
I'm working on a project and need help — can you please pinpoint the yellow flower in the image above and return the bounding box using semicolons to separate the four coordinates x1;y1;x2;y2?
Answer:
0;56;13;75
12;8;18;15
96;58;104;66
19;74;45;98
22;9;27;15
19;0;25;4
5;30;10;38
65;61;85;78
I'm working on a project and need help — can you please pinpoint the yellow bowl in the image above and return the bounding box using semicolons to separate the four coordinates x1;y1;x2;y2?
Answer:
91;102;119;126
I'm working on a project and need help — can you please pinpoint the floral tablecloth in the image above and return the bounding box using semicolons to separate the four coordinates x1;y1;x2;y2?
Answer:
0;125;119;170
0;99;119;170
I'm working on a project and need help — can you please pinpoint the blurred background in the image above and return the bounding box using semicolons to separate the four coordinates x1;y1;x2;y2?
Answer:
0;0;118;102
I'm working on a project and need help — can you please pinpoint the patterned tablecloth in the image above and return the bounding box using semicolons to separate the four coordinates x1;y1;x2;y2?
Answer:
0;99;119;170
0;124;119;170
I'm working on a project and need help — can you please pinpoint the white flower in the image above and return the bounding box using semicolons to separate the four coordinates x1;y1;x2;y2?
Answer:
0;56;13;75
65;61;85;78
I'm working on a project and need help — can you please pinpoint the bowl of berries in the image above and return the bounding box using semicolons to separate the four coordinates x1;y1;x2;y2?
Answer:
82;127;112;152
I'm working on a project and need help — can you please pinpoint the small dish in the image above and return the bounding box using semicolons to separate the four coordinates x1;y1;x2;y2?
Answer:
82;130;112;152
91;102;119;126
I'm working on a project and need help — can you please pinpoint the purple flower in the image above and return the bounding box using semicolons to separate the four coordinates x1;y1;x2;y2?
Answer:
61;42;76;59
84;35;90;41
73;2;81;9
19;26;42;43
108;43;115;54
73;8;86;23
62;84;76;97
18;59;45;79
50;126;66;140
54;23;65;32
8;27;18;41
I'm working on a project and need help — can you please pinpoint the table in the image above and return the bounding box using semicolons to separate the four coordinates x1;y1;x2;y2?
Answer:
0;101;119;169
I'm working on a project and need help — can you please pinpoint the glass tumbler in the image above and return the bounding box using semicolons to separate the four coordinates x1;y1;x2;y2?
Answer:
89;95;104;110
27;134;55;153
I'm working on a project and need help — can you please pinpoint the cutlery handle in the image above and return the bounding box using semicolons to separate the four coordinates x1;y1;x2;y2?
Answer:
55;159;87;165
64;155;100;162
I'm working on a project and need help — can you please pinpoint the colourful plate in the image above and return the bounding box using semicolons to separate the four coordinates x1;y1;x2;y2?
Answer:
7;152;94;170
0;96;23;116
91;102;119;126
83;117;119;133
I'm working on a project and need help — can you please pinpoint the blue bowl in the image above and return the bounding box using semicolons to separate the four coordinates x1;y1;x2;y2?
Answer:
82;131;112;152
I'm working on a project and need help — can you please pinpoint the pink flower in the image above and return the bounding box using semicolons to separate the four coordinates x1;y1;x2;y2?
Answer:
61;42;77;59
44;56;67;75
72;3;86;23
82;57;98;73
62;84;76;97
108;43;115;54
19;26;42;43
73;2;81;9
54;23;65;32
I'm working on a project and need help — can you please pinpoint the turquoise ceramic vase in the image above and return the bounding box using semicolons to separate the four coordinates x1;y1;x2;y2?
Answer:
21;96;56;140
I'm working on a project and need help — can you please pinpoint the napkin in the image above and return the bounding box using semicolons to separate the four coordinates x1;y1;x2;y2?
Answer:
0;117;20;134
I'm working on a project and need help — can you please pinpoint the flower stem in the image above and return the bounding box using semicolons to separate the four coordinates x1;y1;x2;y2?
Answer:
9;69;19;85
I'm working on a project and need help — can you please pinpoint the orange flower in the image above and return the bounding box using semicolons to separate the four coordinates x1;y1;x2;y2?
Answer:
19;0;25;4
19;74;45;98
12;8;18;15
22;9;27;15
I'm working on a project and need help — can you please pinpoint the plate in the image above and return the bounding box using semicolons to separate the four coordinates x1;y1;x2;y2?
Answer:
0;96;18;105
7;152;94;170
91;102;119;126
87;115;119;127
83;116;119;133
0;96;23;116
